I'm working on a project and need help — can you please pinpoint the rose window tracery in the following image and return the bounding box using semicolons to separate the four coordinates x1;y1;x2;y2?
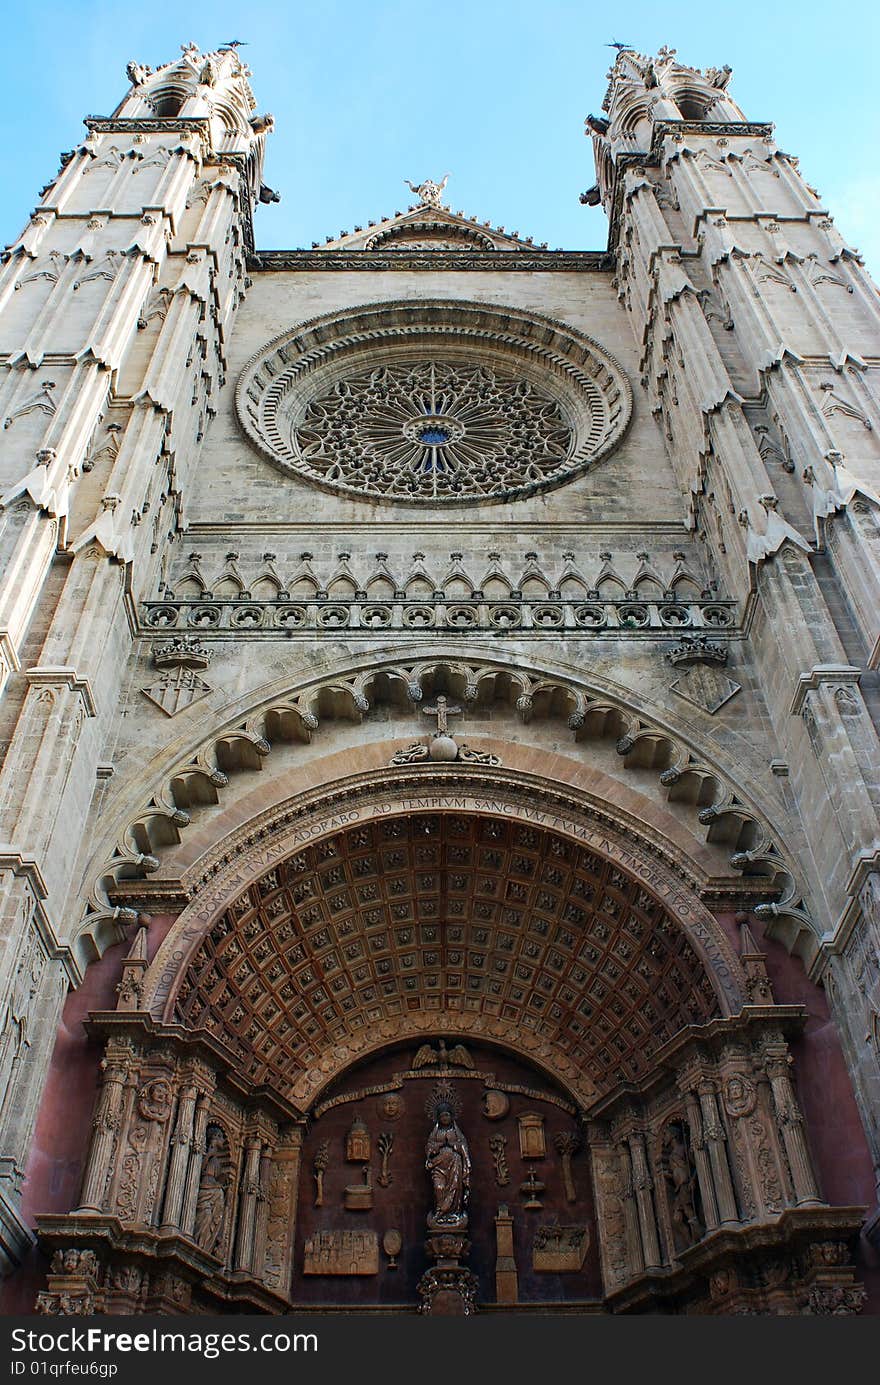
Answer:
294;361;572;501
235;301;633;505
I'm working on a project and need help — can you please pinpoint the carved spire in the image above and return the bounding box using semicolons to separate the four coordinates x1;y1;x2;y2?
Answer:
116;922;149;1012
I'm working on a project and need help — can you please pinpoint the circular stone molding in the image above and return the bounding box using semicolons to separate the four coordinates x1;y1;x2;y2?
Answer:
234;300;633;505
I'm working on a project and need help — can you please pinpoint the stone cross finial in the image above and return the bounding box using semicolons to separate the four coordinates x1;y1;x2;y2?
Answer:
422;694;461;734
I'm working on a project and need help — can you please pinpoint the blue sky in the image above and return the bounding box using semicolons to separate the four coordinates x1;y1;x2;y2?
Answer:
2;1;879;274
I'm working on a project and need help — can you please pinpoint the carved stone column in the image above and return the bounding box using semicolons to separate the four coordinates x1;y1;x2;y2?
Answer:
76;1054;130;1212
252;1145;272;1282
262;1123;304;1299
619;1141;645;1276
234;1134;262;1274
683;1090;719;1232
763;1050;823;1205
180;1093;211;1238
494;1205;518;1304
697;1081;739;1224
160;1083;198;1231
627;1130;662;1268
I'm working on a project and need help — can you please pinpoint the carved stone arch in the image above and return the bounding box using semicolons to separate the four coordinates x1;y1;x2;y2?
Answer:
81;649;810;966
666;83;719;121
616;96;656;141
364;220;498;252
138;777;748;1113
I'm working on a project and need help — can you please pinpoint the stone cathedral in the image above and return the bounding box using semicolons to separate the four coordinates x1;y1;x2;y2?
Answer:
0;40;878;1317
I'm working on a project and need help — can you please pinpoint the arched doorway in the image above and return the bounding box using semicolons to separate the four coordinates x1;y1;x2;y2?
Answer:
28;796;869;1314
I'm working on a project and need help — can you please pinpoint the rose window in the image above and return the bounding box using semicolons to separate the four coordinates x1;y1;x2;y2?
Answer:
292;361;572;501
235;300;633;505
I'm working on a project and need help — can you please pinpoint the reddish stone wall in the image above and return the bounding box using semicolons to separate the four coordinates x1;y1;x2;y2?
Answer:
0;915;177;1314
5;905;879;1314
294;1042;599;1306
715;910;880;1309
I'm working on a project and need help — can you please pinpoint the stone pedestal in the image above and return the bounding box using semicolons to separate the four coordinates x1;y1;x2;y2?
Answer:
418;1218;478;1315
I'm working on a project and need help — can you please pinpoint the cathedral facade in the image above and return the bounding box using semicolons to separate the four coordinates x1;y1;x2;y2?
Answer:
0;41;879;1315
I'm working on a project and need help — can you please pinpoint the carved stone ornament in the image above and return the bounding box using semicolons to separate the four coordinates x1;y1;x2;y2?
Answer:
518;1111;547;1159
382;1229;402;1269
303;1229;378;1275
390;739;501;766
555;1130;581;1203
482;1089;510;1120
136;1077;173;1121
235;301;632;505
194;1124;230;1254
343;1164;373;1211
417;1264;479;1315
665;633;729;667
377;1092;405;1121
723;1073;758;1117
412;1037;475;1070
141;665;212;717
670;662;741;715
377;1131;394;1187
312;1140;329;1207
532;1224;589;1272
152;635;211;670
489;1133;511;1186
519;1170;546;1209
426;1091;471;1229
345;1114;371;1162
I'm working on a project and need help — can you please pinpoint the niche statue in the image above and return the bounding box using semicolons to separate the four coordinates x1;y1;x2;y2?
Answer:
194;1125;230;1255
425;1099;471;1227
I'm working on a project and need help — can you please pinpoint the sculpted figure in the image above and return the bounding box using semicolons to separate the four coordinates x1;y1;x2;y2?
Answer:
662;1124;703;1253
404;175;449;207
194;1127;228;1254
425;1102;470;1223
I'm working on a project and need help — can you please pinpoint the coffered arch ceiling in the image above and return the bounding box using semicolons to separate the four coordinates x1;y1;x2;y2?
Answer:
169;813;724;1113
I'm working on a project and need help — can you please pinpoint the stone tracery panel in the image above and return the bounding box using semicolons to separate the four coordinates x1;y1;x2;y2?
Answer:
234;300;633;504
294;359;572;502
172;814;720;1109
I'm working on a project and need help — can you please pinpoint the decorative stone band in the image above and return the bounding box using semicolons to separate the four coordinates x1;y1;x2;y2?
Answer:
251;249;612;273
234;300;633;505
83;117;212;146
141;595;737;637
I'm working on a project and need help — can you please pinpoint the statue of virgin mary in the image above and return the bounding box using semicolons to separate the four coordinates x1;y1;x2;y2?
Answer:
425;1100;470;1225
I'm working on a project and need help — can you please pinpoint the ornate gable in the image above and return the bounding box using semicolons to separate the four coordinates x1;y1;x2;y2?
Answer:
314;176;548;252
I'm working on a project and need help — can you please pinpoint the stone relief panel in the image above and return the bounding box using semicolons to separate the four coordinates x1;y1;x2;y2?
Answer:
293;1042;600;1307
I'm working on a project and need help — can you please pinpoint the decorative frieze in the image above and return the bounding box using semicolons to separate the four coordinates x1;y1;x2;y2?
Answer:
142;594;737;638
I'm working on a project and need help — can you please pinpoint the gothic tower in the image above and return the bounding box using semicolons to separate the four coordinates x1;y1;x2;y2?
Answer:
0;42;877;1315
0;42;270;1275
